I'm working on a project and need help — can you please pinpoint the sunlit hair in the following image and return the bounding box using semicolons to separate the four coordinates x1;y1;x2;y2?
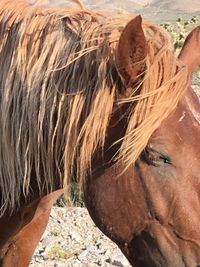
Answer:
0;0;189;216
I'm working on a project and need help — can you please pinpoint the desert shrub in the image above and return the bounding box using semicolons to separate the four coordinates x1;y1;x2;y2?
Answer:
47;245;73;260
160;16;199;52
56;183;84;207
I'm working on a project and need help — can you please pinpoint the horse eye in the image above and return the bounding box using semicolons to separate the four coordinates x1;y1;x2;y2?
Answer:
142;148;171;167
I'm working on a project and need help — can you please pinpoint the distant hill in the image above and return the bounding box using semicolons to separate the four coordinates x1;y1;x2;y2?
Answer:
31;0;200;13
85;0;200;13
149;0;200;12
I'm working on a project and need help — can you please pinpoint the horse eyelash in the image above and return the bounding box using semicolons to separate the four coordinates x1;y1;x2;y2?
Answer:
143;148;171;166
159;155;171;164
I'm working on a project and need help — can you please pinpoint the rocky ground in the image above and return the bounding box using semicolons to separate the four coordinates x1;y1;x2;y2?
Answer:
30;207;131;267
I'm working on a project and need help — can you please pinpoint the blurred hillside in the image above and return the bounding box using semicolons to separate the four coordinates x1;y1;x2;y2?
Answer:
151;0;200;12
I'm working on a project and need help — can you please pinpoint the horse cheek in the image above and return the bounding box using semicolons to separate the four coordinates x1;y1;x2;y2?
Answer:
84;165;149;247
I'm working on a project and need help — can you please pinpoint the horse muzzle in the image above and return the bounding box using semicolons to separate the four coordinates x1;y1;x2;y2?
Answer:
120;222;200;267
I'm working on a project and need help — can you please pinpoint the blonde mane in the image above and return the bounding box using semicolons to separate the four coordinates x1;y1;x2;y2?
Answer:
0;0;189;216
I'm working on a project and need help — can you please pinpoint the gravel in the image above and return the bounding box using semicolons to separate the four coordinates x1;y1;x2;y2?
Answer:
30;207;131;267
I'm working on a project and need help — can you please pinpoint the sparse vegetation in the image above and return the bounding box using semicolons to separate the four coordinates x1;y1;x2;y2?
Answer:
56;183;84;207
160;16;199;52
47;245;73;260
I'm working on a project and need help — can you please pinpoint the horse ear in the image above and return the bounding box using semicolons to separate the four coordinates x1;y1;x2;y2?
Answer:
178;25;200;76
117;15;148;86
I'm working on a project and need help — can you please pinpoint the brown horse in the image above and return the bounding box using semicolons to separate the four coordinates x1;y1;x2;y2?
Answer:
0;0;200;266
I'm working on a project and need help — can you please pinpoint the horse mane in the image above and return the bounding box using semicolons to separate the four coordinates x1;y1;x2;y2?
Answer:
0;0;189;215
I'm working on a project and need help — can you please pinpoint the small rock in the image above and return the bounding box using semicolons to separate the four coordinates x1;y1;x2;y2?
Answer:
111;254;130;267
77;249;88;261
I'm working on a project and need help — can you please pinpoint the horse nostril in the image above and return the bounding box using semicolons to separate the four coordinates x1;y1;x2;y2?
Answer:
128;231;167;267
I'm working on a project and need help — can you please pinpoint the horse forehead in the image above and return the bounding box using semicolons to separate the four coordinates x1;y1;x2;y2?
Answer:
184;95;200;125
170;93;200;146
153;92;200;142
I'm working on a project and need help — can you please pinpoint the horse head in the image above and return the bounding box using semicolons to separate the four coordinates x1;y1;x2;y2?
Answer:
0;3;200;265
85;17;200;267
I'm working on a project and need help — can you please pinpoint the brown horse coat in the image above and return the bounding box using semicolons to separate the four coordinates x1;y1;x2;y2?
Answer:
0;1;199;267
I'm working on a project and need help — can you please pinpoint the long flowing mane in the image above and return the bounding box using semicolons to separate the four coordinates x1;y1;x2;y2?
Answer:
0;0;188;216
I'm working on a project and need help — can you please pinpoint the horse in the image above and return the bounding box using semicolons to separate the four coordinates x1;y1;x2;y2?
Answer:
0;0;200;266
